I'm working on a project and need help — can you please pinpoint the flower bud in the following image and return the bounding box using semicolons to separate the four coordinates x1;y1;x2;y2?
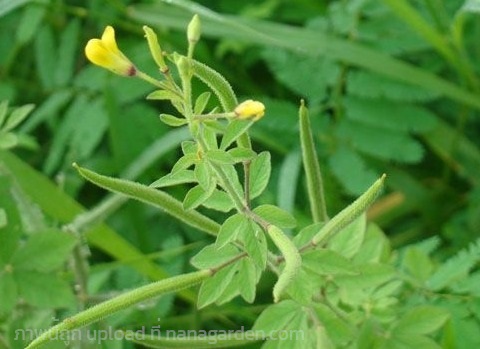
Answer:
234;100;265;120
187;14;201;44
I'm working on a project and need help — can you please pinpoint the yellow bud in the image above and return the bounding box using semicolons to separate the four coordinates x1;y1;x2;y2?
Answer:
85;26;136;76
234;100;265;120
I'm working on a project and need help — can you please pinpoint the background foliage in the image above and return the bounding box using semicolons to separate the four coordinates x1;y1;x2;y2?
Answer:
1;0;480;348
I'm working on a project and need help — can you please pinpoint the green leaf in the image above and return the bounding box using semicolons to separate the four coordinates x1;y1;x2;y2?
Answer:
197;263;238;308
0;132;17;149
343;96;437;133
159;113;188;127
183;184;215;211
151;170;196;188
253;204;296;228
34;25;56;90
194;160;212;190
11;231;77;272
190;244;240;269
216;214;246;249
329;145;379;196
238;258;257;303
293;222;323;247
181;140;197;155
253;300;301;333
54;20;80;87
0;100;8;127
277;150;301;214
0;175;22;264
402;247;434;282
328;213;366;258
15;4;46;45
147;90;180;101
337;119;424;163
194;91;211;114
0;208;6;228
242;220;267;270
220;119;254;149
15;271;75;308
249;151;271;199
347;70;440;102
228;147;256;162
3;104;34;132
205;149;236;165
302;249;356;276
202;189;235;212
172;153;198;173
394;306;450;335
0;272;17;314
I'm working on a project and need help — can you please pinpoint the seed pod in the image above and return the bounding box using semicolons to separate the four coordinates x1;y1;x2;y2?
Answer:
267;225;302;302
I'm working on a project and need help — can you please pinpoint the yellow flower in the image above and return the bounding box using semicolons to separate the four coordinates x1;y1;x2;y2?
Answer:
85;26;136;76
234;100;265;120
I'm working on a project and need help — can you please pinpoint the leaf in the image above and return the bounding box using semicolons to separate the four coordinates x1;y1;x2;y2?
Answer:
194;91;211;114
190;244;240;269
302;249;357;275
238;258;257;303
242;221;268;270
147;90;180;101
336;119;424;163
197;263;238;308
0;272;17;314
249;151;271;199
172;153;198;173
228;147;256;162
202;189;235;212
426;238;480;290
0;100;8;127
329;145;379;195
402;247;434;282
11;231;77;272
343;96;437;133
328;213;366;258
54;19;80;87
183;184;215;210
15;271;75;308
151;170;196;188
347;70;440;102
253;204;296;228
194;160;212;190
15;4;46;45
159;113;188;127
253;300;301;333
34;25;56;90
394;306;450;335
3;104;34;132
205;149;236;165
0;132;17;149
215;213;246;249
278;150;301;214
220;119;254;149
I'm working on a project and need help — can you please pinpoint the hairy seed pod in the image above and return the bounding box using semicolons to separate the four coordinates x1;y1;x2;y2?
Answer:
267;225;302;302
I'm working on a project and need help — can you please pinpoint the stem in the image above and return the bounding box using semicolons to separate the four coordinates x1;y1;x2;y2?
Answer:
243;160;252;208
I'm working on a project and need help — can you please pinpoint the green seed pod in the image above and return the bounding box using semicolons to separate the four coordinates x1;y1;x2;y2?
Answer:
143;26;168;72
267;225;302;302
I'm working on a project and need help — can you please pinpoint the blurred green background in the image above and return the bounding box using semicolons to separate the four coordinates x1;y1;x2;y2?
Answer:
1;0;480;348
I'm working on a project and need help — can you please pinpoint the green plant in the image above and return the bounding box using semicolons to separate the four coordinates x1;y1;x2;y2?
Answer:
18;15;459;349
